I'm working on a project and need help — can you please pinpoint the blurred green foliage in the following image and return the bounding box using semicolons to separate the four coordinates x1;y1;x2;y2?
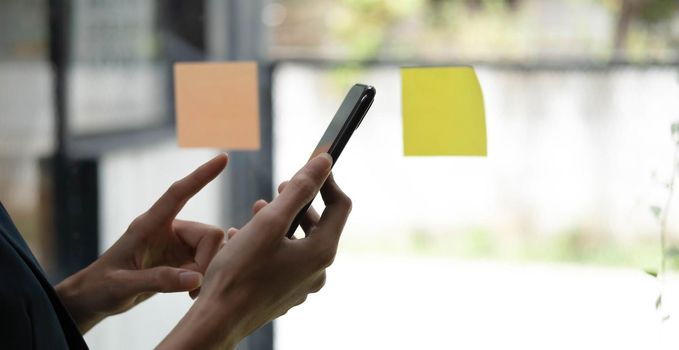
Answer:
343;227;663;269
636;0;678;23
279;0;679;62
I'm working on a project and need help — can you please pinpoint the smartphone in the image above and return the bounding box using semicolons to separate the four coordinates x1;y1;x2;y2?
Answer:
286;83;376;238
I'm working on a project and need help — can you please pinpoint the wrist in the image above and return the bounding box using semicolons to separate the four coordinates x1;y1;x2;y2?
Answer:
55;266;103;333
159;290;247;349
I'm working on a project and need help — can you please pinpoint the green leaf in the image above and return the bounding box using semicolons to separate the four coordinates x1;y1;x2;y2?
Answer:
672;122;679;136
650;206;662;218
666;247;679;258
673;122;679;145
645;269;658;278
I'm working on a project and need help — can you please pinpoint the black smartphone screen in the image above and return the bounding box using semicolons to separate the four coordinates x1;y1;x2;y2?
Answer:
286;83;376;238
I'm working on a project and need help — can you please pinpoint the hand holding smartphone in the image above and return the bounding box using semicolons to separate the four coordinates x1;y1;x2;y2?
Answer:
286;84;376;238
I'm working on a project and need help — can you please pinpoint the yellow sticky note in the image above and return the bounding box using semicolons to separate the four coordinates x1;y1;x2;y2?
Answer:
174;61;260;150
401;66;486;156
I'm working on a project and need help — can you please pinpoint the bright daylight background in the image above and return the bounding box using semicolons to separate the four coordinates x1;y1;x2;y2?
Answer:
270;1;679;349
1;0;679;349
272;65;679;349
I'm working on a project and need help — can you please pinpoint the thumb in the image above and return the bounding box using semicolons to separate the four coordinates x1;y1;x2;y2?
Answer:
123;267;203;295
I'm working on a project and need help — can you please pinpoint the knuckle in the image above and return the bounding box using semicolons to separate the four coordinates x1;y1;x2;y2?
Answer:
309;272;326;294
277;181;288;194
295;295;308;306
340;195;353;212
129;214;146;229
167;181;184;200
315;246;337;269
289;175;317;199
212;227;226;240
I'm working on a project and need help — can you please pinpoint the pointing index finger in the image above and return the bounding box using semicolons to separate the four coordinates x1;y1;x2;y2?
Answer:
146;153;228;224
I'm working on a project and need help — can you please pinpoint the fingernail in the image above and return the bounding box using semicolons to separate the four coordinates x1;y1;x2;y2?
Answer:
226;227;238;240
179;271;203;288
213;153;228;161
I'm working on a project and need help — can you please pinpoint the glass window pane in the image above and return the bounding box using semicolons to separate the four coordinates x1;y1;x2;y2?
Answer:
0;0;55;270
272;63;678;349
68;0;168;135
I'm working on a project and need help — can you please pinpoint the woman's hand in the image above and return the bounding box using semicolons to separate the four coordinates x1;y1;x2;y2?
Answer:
56;154;228;333
159;153;352;350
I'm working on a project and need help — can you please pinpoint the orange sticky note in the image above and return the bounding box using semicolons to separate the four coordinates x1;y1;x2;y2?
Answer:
174;61;260;149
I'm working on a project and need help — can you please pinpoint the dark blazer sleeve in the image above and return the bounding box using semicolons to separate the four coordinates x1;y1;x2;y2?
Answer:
0;230;68;349
0;203;88;350
0;238;35;349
